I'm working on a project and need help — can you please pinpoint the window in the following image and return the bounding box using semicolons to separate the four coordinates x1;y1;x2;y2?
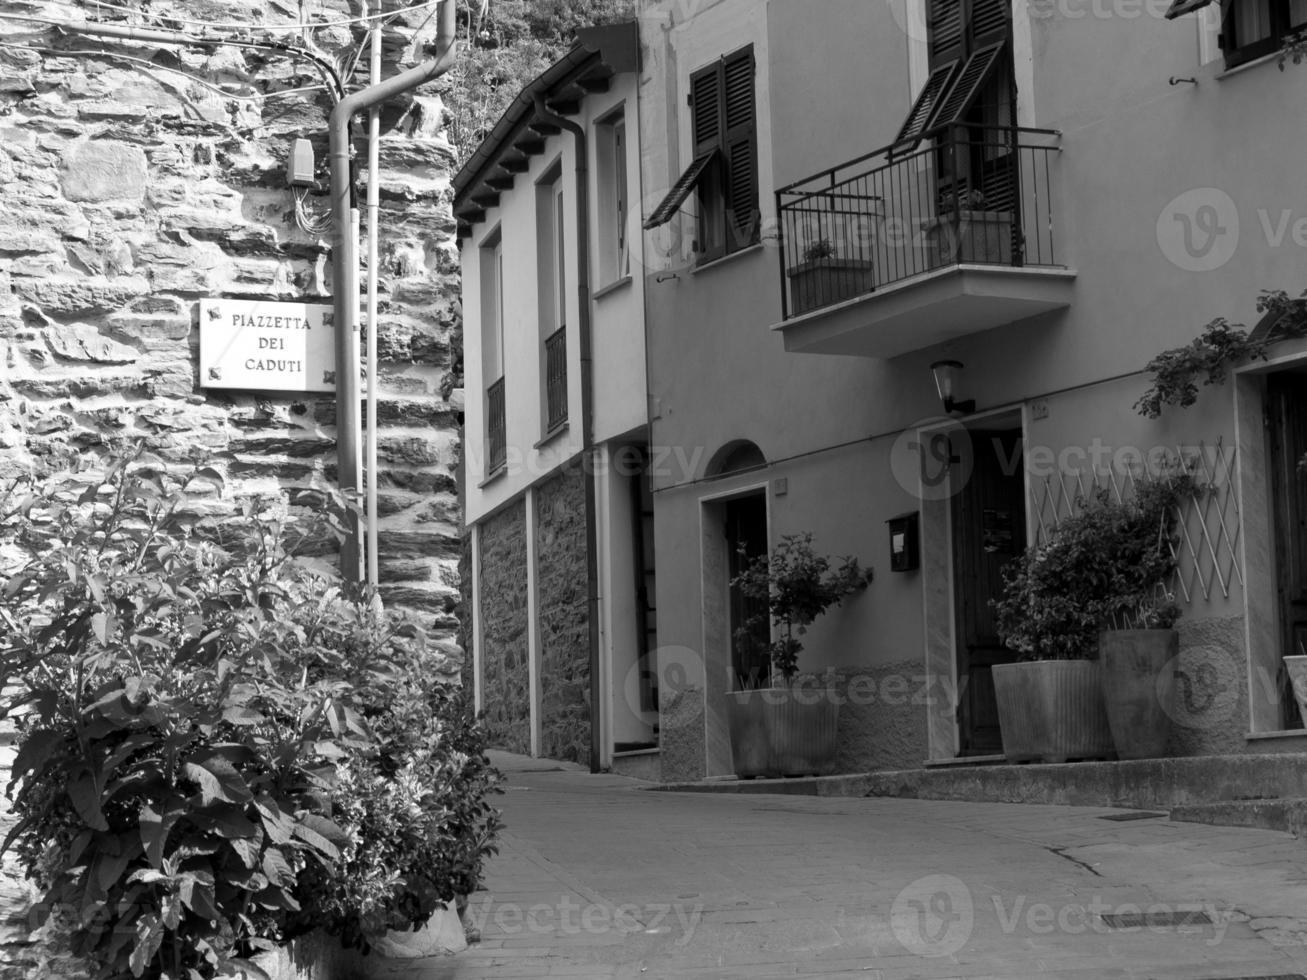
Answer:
1223;0;1307;66
1165;0;1307;65
536;165;567;433
598;109;630;284
645;45;759;264
479;229;506;475
895;0;1015;214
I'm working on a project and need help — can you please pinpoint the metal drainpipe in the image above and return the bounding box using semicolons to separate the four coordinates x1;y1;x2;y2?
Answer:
330;0;458;584
532;93;603;774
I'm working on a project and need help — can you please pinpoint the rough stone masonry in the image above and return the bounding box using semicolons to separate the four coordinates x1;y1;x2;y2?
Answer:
0;0;466;971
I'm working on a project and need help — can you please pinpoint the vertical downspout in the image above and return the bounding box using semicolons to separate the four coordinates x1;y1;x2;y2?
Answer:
331;0;458;583
532;93;602;774
365;6;383;587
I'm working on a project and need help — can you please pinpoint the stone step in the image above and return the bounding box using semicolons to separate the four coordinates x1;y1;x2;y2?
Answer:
653;753;1307;810
1170;797;1307;836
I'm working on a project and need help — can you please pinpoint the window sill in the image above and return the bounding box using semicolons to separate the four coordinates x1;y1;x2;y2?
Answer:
593;275;632;300
691;242;766;276
1217;50;1283;79
534;423;569;450
476;465;508;489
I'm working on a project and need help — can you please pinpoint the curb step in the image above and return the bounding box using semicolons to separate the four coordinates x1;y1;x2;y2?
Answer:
1169;798;1307;836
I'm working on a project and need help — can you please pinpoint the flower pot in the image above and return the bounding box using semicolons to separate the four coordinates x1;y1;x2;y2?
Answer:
786;257;875;315
992;661;1114;764
726;688;840;777
1284;656;1307;725
1099;629;1178;760
922;209;1013;267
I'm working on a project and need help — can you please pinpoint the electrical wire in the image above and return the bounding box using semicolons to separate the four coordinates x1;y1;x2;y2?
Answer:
81;0;445;35
0;41;327;104
294;186;334;237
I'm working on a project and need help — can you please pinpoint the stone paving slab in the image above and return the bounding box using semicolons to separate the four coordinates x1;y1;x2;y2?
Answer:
379;755;1307;979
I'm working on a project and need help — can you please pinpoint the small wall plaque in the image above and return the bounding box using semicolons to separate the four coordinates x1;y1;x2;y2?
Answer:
199;298;335;393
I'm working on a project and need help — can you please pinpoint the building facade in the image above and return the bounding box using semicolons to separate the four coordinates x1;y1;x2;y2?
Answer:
455;25;659;773
460;0;1307;782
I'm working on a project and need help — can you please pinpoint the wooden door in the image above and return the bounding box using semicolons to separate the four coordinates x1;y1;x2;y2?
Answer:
726;493;769;690
1269;373;1307;728
952;428;1027;754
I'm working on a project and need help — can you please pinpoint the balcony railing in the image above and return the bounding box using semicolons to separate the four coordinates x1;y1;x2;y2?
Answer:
544;326;567;433
487;376;506;476
777;124;1061;320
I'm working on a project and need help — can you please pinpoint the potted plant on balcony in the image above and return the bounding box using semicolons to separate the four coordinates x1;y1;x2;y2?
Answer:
786;238;875;316
727;533;872;778
923;188;1014;267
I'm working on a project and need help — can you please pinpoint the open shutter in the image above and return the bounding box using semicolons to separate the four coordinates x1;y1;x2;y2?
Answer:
644;150;718;229
930;41;1006;129
895;61;960;149
722;48;758;247
691;63;722;156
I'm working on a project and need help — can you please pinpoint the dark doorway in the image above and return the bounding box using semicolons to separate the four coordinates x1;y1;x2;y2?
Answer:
725;492;769;690
952;427;1027;754
1269;372;1307;728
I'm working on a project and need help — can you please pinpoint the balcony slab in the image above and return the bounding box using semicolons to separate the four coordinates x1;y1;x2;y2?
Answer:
772;263;1077;359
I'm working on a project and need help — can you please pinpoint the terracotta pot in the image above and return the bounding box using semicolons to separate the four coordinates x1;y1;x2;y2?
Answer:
726;687;840;777
992;660;1114;764
1099;629;1178;760
1283;656;1307;725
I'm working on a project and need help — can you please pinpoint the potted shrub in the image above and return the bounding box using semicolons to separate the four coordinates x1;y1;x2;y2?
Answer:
727;533;871;777
992;477;1193;763
922;189;1014;267
786;238;875;316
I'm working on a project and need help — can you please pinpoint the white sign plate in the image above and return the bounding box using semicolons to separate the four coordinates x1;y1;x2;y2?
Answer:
199;298;336;393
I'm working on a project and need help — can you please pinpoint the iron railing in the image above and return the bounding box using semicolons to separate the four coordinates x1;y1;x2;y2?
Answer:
777;124;1061;320
544;326;567;433
486;376;506;475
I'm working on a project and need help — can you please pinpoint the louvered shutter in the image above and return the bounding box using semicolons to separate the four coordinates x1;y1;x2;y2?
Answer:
722;48;758;247
895;61;960;149
968;0;1010;46
691;63;721;156
929;0;965;64
930;41;1007;128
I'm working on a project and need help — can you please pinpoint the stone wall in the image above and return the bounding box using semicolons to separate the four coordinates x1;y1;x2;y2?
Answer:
0;0;465;970
535;466;591;764
477;499;531;754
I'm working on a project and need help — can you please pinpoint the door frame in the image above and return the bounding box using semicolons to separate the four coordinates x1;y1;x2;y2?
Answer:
698;481;771;777
1235;349;1307;734
916;404;1031;762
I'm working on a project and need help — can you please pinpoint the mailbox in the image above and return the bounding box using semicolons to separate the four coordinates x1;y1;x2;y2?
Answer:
887;512;919;572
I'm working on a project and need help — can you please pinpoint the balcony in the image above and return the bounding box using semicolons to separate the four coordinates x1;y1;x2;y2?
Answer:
487;377;506;477
544;326;568;434
772;125;1075;360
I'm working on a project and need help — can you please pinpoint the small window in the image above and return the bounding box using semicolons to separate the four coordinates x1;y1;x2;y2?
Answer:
536;164;568;435
646;45;759;265
1220;0;1307;67
479;229;504;387
598;109;630;285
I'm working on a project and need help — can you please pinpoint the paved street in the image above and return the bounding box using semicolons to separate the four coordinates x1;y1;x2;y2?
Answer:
381;753;1307;979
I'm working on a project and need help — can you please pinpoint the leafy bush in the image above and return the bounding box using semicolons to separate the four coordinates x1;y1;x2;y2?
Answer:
0;456;500;979
992;476;1192;660
730;533;871;686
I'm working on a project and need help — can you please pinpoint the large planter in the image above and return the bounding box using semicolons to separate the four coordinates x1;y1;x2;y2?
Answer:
786;257;875;315
1099;629;1178;760
922;209;1013;267
992;660;1114;764
726;688;840;778
1284;656;1307;724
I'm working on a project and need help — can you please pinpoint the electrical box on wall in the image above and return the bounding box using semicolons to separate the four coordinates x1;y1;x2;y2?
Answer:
287;138;317;188
887;512;920;573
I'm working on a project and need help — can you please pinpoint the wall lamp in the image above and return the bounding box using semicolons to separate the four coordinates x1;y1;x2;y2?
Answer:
931;360;975;415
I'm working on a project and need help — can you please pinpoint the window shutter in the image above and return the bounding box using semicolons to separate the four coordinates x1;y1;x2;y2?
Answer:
929;0;965;64
930;41;1006;129
895;60;960;148
644;150;718;229
691;64;722;156
722;49;758;246
969;0;1011;46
